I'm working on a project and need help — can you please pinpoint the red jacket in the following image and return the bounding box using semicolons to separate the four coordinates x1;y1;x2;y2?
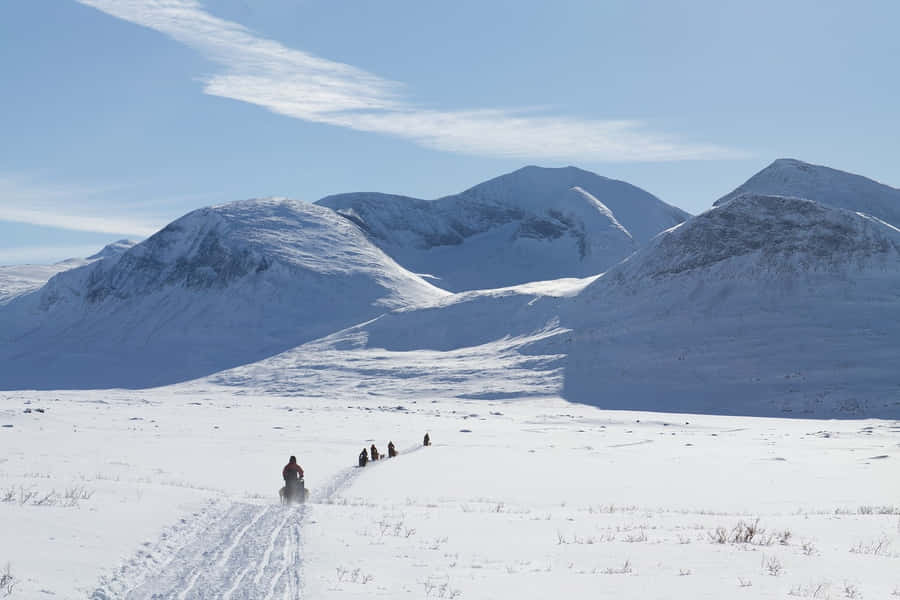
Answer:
283;462;304;480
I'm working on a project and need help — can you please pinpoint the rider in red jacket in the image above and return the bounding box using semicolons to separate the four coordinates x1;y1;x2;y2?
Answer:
283;456;304;480
282;456;304;503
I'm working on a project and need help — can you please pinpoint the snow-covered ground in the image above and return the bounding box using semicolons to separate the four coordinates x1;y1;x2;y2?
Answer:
1;382;897;599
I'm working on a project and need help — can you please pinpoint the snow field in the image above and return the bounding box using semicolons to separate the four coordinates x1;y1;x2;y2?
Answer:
308;403;900;599
3;388;898;598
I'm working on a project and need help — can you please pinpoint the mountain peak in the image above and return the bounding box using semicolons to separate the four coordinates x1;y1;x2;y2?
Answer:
599;192;900;285
314;166;680;290
716;159;900;229
0;196;446;388
86;239;138;260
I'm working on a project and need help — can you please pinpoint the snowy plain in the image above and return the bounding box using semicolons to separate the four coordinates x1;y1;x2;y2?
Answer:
1;382;898;599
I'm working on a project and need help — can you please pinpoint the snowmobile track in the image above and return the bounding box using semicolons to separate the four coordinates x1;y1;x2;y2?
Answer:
93;443;424;599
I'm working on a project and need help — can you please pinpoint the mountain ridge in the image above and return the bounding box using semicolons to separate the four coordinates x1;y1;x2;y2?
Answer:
317;165;686;290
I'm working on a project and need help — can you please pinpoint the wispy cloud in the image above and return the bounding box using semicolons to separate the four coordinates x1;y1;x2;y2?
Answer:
77;0;739;162
0;174;164;237
0;245;106;265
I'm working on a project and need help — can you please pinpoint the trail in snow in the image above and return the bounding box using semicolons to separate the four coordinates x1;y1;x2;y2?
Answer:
92;443;425;599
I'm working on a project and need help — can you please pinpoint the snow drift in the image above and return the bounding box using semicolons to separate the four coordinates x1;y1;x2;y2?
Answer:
317;165;687;291
0;199;446;389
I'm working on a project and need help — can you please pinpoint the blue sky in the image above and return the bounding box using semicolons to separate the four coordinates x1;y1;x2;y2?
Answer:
2;0;898;264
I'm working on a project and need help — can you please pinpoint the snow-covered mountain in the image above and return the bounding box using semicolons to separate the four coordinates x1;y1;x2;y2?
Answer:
87;238;139;260
716;158;900;228
317;166;687;291
3;163;898;417
562;193;900;415
0;199;446;389
0;240;137;305
235;193;900;417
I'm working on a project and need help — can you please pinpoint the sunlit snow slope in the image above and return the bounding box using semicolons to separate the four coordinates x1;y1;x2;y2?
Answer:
561;194;900;416
317;166;687;291
0;199;446;389
228;194;900;417
0;240;135;305
716;158;900;228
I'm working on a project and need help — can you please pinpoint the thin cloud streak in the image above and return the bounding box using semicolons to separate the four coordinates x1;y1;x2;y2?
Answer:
0;174;163;237
0;245;107;265
77;0;740;162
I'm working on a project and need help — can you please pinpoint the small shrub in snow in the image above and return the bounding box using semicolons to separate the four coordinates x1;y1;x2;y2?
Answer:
600;560;632;575
336;566;374;584
423;579;462;599
0;563;15;597
849;537;891;556
375;517;415;538
709;518;787;546
788;581;830;598
623;528;647;543
737;577;753;588
801;541;818;556
427;537;448;550
761;554;783;576
733;519;763;544
857;505;899;515
33;491;57;506
0;485;94;508
678;568;692;576
64;486;95;507
709;526;729;544
842;582;860;599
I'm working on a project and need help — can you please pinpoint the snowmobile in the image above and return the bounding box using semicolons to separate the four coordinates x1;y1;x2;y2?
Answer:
280;478;309;505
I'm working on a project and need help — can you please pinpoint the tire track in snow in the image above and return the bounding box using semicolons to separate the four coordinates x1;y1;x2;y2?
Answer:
253;511;291;587
121;504;302;600
95;443;428;599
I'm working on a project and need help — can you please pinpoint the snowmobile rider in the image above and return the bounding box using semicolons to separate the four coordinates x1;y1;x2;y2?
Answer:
387;441;397;457
282;456;304;501
359;448;368;467
423;432;431;446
